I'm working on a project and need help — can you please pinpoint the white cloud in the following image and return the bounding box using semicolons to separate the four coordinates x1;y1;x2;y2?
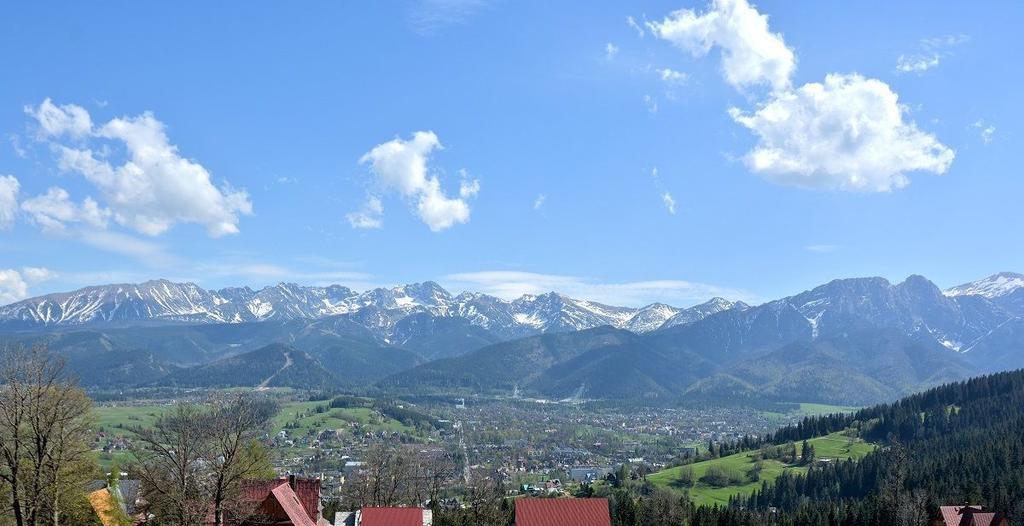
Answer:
442;270;759;307
896;53;940;74
627;16;646;38
0;270;29;305
972;120;995;144
729;74;954;191
358;131;475;231
0;175;19;230
648;0;795;91
805;244;839;253
21;267;55;283
0;267;55;305
657;68;688;84
605;42;620;60
458;173;480;199
896;34;968;75
346;196;384;230
25;98;92;139
20;187;110;234
661;192;677;214
26;100;252;237
533;194;546;210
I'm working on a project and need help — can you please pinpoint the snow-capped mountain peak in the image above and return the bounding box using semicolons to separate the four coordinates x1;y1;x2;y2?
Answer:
945;272;1024;299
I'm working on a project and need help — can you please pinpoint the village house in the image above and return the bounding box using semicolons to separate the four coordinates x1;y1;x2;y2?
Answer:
234;475;328;526
333;507;433;526
938;505;1009;526
514;498;611;526
87;478;146;526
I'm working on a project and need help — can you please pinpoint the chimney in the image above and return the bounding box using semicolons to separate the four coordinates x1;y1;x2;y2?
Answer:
288;474;296;490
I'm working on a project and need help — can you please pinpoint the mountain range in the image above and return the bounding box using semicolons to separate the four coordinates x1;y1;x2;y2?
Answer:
1;272;1023;404
0;279;744;340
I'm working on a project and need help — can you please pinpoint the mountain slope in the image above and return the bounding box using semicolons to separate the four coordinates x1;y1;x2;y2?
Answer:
154;343;336;389
689;330;978;405
378;326;640;394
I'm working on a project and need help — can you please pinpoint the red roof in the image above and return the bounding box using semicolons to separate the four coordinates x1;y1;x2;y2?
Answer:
270;484;317;526
942;506;984;526
239;477;321;525
515;498;610;526
359;507;423;526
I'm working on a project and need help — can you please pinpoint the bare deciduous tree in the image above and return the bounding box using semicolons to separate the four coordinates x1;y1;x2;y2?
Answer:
131;395;277;526
0;345;96;526
131;403;211;526
204;395;277;526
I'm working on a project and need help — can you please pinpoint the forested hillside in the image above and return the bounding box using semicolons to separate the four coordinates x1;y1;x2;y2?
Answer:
605;369;1024;525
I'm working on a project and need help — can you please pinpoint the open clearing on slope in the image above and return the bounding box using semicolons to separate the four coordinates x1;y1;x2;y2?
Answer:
648;431;876;507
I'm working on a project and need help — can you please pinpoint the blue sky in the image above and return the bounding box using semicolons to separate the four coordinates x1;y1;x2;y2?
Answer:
0;0;1021;307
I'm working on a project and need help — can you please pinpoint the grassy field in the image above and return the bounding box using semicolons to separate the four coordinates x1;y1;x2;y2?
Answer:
271;401;417;436
648;431;875;507
95;404;168;435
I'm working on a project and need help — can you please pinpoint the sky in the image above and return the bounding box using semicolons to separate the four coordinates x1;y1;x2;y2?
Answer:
0;0;1021;307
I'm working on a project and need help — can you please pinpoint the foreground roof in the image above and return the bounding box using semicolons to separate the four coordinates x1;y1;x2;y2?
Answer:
515;498;611;526
358;507;426;526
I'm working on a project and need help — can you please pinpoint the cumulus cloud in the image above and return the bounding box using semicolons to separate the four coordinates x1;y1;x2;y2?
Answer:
442;270;759;307
26;100;252;237
649;0;953;191
0;175;19;230
346;196;384;230
20;187;110;234
729;74;954;191
357;131;476;231
0;267;55;305
648;0;795;91
25;98;92;138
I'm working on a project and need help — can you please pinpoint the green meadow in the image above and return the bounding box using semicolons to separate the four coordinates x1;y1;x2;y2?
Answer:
647;431;875;507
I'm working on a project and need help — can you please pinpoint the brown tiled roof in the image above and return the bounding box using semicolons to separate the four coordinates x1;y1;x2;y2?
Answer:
515;498;611;526
240;477;321;525
359;507;423;526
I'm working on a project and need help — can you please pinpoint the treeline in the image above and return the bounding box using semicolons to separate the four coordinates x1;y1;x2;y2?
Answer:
329;395;441;430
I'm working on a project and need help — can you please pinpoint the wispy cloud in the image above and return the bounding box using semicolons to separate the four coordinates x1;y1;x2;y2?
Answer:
533;194;546;210
627;15;646;38
805;244;839;253
661;192;677;215
896;33;969;75
442;270;759;307
406;0;493;35
78;230;179;267
972;120;995;144
605;42;620;60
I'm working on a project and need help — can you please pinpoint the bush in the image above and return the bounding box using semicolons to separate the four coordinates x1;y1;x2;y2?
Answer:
678;466;695;487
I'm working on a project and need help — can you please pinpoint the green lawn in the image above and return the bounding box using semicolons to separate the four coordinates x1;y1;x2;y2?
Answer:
648;431;875;507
